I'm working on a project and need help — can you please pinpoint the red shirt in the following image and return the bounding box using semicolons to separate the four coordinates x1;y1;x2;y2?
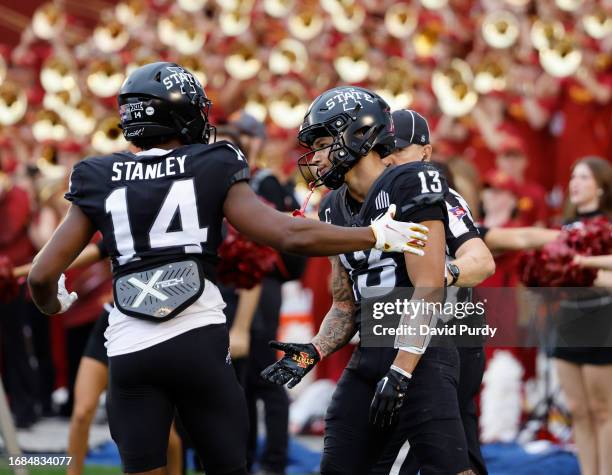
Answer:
0;186;35;265
553;77;612;188
515;181;548;226
62;235;112;328
504;101;557;191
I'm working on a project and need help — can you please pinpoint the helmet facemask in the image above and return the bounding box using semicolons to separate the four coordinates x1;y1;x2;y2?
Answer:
297;86;395;189
169;95;216;144
297;109;388;189
297;122;353;189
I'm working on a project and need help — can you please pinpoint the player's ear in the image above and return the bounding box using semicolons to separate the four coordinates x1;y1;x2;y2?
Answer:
423;144;433;161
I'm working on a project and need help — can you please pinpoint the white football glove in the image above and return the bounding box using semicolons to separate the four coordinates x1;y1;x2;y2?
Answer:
370;204;429;256
56;274;78;314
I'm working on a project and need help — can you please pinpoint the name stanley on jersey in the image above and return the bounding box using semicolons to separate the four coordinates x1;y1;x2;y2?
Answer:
111;155;187;181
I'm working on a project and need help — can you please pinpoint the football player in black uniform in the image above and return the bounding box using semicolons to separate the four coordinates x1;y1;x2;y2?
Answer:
382;110;494;475
261;87;473;474
26;63;430;475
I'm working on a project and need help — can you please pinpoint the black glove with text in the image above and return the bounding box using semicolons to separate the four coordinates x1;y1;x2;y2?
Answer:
369;367;411;429
260;341;321;389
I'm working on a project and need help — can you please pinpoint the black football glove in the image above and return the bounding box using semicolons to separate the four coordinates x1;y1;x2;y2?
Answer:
260;341;321;389
369;368;411;429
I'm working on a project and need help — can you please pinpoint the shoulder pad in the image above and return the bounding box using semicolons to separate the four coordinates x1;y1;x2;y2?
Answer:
399;192;445;215
204;140;246;159
79;153;120;165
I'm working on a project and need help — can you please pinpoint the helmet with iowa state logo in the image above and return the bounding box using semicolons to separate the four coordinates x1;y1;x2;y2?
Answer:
297;86;395;189
118;62;214;146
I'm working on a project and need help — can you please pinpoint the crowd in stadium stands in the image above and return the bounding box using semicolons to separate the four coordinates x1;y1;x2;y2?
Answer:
0;0;610;468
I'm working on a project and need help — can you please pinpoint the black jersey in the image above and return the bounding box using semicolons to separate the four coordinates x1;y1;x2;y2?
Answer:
319;161;447;314
318;161;447;379
65;140;249;280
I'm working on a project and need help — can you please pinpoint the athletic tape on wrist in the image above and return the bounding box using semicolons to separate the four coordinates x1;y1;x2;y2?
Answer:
390;365;413;379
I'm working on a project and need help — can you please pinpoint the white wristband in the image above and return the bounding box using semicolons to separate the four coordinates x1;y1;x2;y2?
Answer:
390;365;413;379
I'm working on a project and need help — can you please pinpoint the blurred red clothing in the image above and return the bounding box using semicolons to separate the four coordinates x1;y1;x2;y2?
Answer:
62;235;112;328
0;185;35;265
552;77;612;188
505;100;557;192
468;133;498;175
61;266;112;328
514;181;548;226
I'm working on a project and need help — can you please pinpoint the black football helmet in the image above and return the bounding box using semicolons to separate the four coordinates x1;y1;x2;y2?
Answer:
118;62;214;145
297;86;395;189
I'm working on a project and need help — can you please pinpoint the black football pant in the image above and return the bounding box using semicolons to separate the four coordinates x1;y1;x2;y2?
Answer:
0;293;41;428
456;347;487;475
107;324;248;475
400;346;487;475
245;278;289;474
321;347;470;475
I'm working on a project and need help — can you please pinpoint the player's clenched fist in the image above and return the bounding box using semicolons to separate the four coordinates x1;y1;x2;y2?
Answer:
369;368;411;429
370;204;429;255
261;341;321;388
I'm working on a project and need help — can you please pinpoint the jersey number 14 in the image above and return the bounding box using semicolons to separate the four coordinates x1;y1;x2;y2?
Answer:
105;179;208;265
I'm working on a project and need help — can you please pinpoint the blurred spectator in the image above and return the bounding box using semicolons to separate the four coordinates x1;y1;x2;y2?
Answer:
494;136;548;226
552;59;612;190
0;0;610;456
481;170;521;231
0;169;40;428
223;114;307;475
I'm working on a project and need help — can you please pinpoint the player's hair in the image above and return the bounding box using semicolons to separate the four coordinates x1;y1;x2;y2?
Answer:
565;156;612;220
130;133;184;150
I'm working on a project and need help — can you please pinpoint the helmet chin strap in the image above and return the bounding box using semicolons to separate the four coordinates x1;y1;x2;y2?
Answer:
321;130;375;188
292;182;317;218
358;124;384;156
320;148;360;189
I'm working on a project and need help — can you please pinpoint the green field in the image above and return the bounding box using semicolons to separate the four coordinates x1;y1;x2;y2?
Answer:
0;467;221;475
0;467;315;475
0;465;228;475
0;466;121;475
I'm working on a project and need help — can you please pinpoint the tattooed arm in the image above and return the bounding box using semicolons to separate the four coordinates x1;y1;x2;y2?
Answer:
311;256;357;358
260;256;356;387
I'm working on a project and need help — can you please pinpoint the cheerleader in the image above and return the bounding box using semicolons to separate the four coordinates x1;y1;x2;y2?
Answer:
553;157;612;475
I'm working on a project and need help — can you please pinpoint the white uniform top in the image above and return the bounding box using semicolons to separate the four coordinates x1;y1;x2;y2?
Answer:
105;278;226;357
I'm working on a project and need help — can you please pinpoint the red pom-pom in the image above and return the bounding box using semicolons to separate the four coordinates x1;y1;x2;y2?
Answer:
519;217;612;287
217;225;278;289
0;255;20;303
